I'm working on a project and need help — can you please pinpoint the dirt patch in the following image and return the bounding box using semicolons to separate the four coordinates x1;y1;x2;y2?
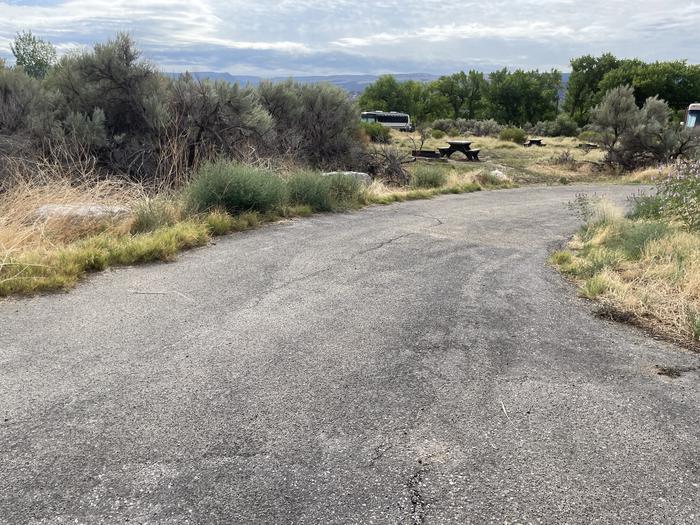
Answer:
654;365;699;378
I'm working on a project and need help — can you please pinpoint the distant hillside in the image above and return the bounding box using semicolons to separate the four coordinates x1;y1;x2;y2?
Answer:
163;72;441;94
163;71;570;97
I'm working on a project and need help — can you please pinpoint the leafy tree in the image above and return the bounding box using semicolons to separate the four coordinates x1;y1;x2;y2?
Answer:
358;75;408;113
358;75;450;123
598;60;700;109
486;68;561;126
10;30;57;79
563;53;622;125
433;70;487;119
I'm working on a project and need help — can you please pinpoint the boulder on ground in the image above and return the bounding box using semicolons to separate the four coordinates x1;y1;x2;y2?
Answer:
321;171;372;185
490;169;511;182
34;203;131;224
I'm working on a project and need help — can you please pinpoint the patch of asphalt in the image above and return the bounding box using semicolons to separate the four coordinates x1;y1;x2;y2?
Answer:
1;185;698;524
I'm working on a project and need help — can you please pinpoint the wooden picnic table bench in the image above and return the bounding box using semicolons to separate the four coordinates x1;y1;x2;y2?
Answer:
524;138;546;147
438;140;480;161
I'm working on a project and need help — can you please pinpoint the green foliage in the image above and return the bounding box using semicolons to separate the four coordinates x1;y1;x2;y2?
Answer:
259;80;359;167
656;160;700;230
578;130;602;143
185;162;286;214
360;121;391;143
358;74;450;123
564;54;700;125
499;127;527;144
287;171;336;211
591;86;700;169
580;274;610;298
563;53;623;125
532;114;580;137
627;192;664;220
130;198;180;233
10;31;56;79
486;68;562;126
433;70;487;119
431;129;446;139
325;173;365;207
0;66;40;132
410;165;447;188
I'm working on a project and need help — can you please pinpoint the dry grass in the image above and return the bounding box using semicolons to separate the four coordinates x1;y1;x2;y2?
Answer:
392;130;616;184
551;201;700;348
0;175;140;255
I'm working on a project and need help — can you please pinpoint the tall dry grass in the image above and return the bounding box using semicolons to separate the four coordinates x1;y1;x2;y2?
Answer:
0;155;140;256
552;200;700;347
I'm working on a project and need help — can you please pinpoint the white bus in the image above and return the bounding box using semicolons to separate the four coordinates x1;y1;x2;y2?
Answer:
685;103;700;128
361;111;413;131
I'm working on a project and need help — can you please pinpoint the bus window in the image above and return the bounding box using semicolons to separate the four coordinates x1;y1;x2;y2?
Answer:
687;110;699;128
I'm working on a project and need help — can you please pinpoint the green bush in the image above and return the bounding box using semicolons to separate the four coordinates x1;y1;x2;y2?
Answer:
185;162;286;214
499;127;526;144
360;122;391;143
131;198;180;233
578;130;602;143
656;159;700;230
287;171;335;211
326;174;366;208
627;192;664;220
431;129;446;139
287;171;365;211
532;114;580;137
432;119;454;132
410;165;447;188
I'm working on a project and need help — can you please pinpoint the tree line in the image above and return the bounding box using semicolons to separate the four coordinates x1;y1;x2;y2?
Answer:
359;55;700;127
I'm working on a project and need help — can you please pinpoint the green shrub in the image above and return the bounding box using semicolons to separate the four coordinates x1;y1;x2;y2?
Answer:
131;198;180;233
185;162;286;214
656;159;700;230
532;114;579;137
432;119;453;132
578;130;602;143
360;122;391;143
287;171;365;211
410;165;447;188
287;171;335;211
499;127;526;144
431;129;446;139
205;209;236;235
326;173;365;208
627;192;663;220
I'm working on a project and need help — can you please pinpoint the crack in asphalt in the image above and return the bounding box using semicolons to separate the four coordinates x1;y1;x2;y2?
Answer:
357;232;413;255
239;231;416;311
407;468;428;525
402;213;445;228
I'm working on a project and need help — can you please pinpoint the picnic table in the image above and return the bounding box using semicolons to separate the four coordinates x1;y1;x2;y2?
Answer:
438;140;481;161
524;138;546;147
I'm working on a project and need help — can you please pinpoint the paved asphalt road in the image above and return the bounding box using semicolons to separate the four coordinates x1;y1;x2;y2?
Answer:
1;185;699;524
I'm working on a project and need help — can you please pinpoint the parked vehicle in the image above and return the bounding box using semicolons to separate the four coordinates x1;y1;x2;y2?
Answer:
684;103;700;128
361;111;413;131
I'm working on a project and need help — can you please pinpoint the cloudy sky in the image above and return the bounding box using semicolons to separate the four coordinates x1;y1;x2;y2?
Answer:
0;0;698;76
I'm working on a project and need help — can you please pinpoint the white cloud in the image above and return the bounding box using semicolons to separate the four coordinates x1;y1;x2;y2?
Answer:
0;0;698;75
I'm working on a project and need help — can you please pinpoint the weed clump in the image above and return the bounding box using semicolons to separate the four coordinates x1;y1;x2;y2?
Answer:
499;127;526;144
185;162;286;215
410;165;447;189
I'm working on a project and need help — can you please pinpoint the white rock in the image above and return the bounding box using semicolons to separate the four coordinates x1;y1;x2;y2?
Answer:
321;171;372;185
34;203;131;223
490;169;510;182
